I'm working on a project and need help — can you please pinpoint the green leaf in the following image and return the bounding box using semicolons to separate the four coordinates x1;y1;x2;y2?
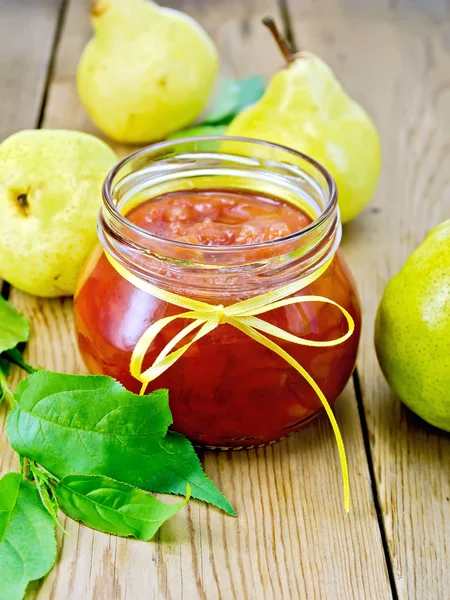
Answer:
0;370;14;410
6;371;171;486
167;125;227;140
0;296;29;354
0;346;34;408
29;462;66;533
149;432;236;516
0;355;10;377
235;75;265;112
0;345;34;408
56;474;189;540
6;371;234;514
0;472;57;600
202;78;240;124
4;347;36;374
199;75;265;127
166;75;265;144
0;357;9;405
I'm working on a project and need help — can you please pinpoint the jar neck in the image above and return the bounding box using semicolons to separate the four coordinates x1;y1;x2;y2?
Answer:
99;137;341;300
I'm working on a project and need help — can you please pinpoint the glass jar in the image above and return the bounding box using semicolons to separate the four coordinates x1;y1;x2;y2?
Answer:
74;137;361;449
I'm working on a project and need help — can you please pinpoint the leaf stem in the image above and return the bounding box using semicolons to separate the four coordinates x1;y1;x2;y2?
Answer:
29;461;69;534
22;457;30;479
4;347;37;374
0;371;15;409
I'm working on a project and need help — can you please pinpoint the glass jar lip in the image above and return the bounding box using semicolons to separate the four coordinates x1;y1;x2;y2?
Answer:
102;135;338;252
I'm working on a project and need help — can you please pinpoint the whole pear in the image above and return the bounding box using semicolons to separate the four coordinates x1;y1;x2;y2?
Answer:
0;130;117;297
77;0;219;144
227;18;381;223
375;220;450;431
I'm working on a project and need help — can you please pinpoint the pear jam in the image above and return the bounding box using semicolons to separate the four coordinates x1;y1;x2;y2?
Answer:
74;187;361;449
126;190;311;245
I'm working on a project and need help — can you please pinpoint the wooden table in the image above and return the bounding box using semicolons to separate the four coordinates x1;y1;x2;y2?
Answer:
1;1;449;598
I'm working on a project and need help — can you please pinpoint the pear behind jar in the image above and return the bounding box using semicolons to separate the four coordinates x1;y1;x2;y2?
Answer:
77;0;219;144
375;220;450;431
227;19;381;224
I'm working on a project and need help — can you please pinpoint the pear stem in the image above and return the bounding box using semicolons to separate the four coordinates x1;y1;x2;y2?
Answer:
262;17;296;64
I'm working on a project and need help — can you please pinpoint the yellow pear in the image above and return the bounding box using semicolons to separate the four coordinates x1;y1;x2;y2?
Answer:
0;130;117;297
77;0;219;144
375;220;450;431
227;18;381;223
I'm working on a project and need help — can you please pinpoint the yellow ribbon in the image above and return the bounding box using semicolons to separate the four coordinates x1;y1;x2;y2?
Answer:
105;252;354;511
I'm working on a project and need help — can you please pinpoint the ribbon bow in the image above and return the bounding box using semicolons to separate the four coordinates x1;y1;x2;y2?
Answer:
106;253;354;511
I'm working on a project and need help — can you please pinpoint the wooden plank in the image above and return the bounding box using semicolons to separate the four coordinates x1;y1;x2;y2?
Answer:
286;1;450;598
0;0;64;461
0;0;65;140
1;0;391;598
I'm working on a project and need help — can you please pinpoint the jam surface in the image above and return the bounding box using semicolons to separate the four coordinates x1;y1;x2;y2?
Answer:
127;189;311;245
74;189;361;448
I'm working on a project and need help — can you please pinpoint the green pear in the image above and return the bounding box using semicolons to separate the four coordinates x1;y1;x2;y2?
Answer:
0;129;117;297
375;220;450;431
77;0;219;144
227;18;381;224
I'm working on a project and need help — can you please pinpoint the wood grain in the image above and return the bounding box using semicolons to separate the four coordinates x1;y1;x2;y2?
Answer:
286;1;450;598
0;0;394;599
0;0;65;140
0;0;65;465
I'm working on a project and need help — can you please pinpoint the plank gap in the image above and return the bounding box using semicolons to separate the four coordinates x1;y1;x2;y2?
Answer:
37;0;71;129
353;368;399;600
1;281;11;301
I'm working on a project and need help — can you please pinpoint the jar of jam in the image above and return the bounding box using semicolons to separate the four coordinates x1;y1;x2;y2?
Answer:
74;137;361;449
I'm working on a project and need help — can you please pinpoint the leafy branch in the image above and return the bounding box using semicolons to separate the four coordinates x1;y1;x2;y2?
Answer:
0;295;234;599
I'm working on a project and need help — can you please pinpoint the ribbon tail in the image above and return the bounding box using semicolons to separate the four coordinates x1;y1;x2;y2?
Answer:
131;310;217;383
239;297;355;348
138;320;219;394
131;314;187;381
152;318;208;365
229;317;350;513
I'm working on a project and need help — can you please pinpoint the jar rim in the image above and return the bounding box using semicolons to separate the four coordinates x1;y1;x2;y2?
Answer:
102;135;338;252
